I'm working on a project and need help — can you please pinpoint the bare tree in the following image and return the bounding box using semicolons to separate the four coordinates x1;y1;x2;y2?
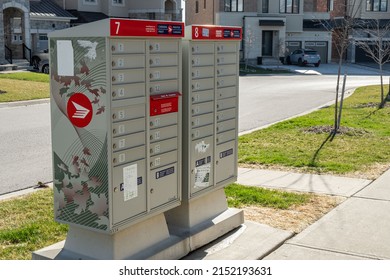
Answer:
319;0;362;138
355;19;390;108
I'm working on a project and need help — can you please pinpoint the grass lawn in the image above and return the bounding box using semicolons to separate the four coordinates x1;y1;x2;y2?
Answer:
239;85;390;178
0;72;49;102
0;185;310;260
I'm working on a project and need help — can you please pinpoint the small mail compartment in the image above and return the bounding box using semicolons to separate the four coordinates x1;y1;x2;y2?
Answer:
150;150;178;170
192;66;214;79
112;159;147;224
112;105;146;123
215;141;236;184
191;78;214;92
191;54;214;67
112;118;145;137
150;163;179;210
150;112;178;129
149;80;179;94
217;64;237;77
191;89;214;104
190;136;214;192
150;137;178;156
216;53;237;65
191;112;214;128
149;53;178;67
191;101;214;116
111;54;145;69
216;108;236;122
112;83;145;100
216;129;236;144
191;124;214;140
191;42;214;54
112;145;145;167
217;75;237;88
149;67;178;81
217;97;236;111
150;124;178;143
217;86;236;100
111;69;145;84
217;118;236;133
112;131;145;152
216;43;237;53
149;40;179;53
111;39;145;54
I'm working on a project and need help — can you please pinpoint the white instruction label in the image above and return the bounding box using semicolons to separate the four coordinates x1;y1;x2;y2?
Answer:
123;164;138;201
57;40;74;76
194;163;211;188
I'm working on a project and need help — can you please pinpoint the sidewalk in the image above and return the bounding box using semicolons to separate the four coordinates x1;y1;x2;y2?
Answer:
186;167;390;260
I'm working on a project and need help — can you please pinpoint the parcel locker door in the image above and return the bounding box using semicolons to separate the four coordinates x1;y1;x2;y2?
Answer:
215;140;237;184
112;159;147;224
150;163;179;210
190;136;214;196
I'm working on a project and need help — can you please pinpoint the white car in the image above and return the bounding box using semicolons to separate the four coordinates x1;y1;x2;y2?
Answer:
286;49;321;67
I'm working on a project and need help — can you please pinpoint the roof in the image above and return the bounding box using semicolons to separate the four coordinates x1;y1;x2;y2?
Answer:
30;0;76;19
67;10;109;25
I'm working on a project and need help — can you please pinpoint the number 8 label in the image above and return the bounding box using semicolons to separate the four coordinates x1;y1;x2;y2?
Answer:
194;27;199;38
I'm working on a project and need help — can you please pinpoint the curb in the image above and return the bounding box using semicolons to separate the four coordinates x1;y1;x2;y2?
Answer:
0;98;50;109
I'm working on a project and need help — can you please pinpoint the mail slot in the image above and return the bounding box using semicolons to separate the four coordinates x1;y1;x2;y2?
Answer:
112;131;145;152
217;86;236;99
216;108;236;122
217;118;236;133
112;105;146;123
216;43;237;53
112;83;146;100
149;40;179;53
150;124;178;143
149;67;179;81
112;118;145;137
150;80;179;94
191;78;214;92
150;112;178;128
150;92;180;117
191;89;214;104
191;54;215;67
192;66;214;79
191;112;214;128
217;64;237;76
217;97;236;110
216;53;237;65
150;138;178;156
150;150;178;169
112;146;145;167
191;101;214;116
112;54;145;69
112;69;145;84
191;124;214;140
149;54;179;67
217;76;237;88
111;39;145;54
191;43;214;54
216;129;236;144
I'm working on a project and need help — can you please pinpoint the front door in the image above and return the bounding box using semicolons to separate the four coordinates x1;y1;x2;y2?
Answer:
262;31;273;56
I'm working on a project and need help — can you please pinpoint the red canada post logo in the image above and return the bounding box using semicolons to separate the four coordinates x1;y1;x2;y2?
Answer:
67;93;93;128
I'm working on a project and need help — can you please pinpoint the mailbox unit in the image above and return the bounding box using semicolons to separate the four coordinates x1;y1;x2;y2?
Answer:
165;25;243;247
49;18;183;236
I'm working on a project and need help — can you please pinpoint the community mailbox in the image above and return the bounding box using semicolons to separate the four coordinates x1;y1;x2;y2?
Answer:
49;18;184;236
165;25;243;247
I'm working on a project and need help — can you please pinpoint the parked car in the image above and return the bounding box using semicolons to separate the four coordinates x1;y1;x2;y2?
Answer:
38;59;49;74
32;49;49;69
285;49;321;67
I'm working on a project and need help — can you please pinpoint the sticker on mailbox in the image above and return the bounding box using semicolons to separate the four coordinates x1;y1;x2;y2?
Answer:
150;92;181;116
156;166;175;179
123;164;138;201
219;148;234;159
194;163;211;188
67;93;93;128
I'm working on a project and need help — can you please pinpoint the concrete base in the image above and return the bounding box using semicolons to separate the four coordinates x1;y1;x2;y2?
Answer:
165;188;244;251
33;213;189;260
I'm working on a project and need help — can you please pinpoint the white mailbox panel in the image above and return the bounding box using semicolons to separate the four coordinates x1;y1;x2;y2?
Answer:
182;25;241;200
50;18;183;233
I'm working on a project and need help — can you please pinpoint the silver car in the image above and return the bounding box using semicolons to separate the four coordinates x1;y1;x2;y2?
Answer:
286;49;321;67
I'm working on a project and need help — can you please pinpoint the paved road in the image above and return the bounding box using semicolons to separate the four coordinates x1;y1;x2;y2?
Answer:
0;63;388;195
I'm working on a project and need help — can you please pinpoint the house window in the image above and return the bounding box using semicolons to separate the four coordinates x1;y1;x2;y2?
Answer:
262;0;269;13
366;0;387;11
280;0;300;14
83;0;97;5
196;1;199;13
112;0;124;6
224;0;244;12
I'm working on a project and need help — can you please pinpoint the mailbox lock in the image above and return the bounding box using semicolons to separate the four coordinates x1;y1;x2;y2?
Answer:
192;60;195;65
113;129;116;134
150;148;153;154
113;144;117;149
149;45;153;50
149;59;154;65
112;76;116;82
150;121;154;127
216;160;219;165
111;45;116;51
192;47;195;52
112;61;116;67
150;73;154;79
113;158;117;164
112;114;117;119
150;188;154;194
217;59;220;63
112;91;116;97
191;169;194;174
150;135;153;140
150;162;154;168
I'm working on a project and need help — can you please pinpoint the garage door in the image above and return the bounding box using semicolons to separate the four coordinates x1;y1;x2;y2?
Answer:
286;41;301;55
305;41;328;63
355;44;375;63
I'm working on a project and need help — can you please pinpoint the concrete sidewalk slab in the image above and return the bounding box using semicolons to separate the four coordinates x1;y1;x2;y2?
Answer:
263;243;370;260
355;169;390;201
278;197;390;259
237;168;371;197
183;221;293;260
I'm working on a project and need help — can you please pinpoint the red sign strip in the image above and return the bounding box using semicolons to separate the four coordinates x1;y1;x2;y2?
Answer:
191;25;242;40
150;92;181;116
110;19;184;37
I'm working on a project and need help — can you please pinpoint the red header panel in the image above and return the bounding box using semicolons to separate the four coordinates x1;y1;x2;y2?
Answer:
110;19;184;37
150;92;181;116
191;25;242;40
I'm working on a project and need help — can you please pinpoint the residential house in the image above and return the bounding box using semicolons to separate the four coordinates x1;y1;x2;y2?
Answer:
185;0;390;64
1;0;182;65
